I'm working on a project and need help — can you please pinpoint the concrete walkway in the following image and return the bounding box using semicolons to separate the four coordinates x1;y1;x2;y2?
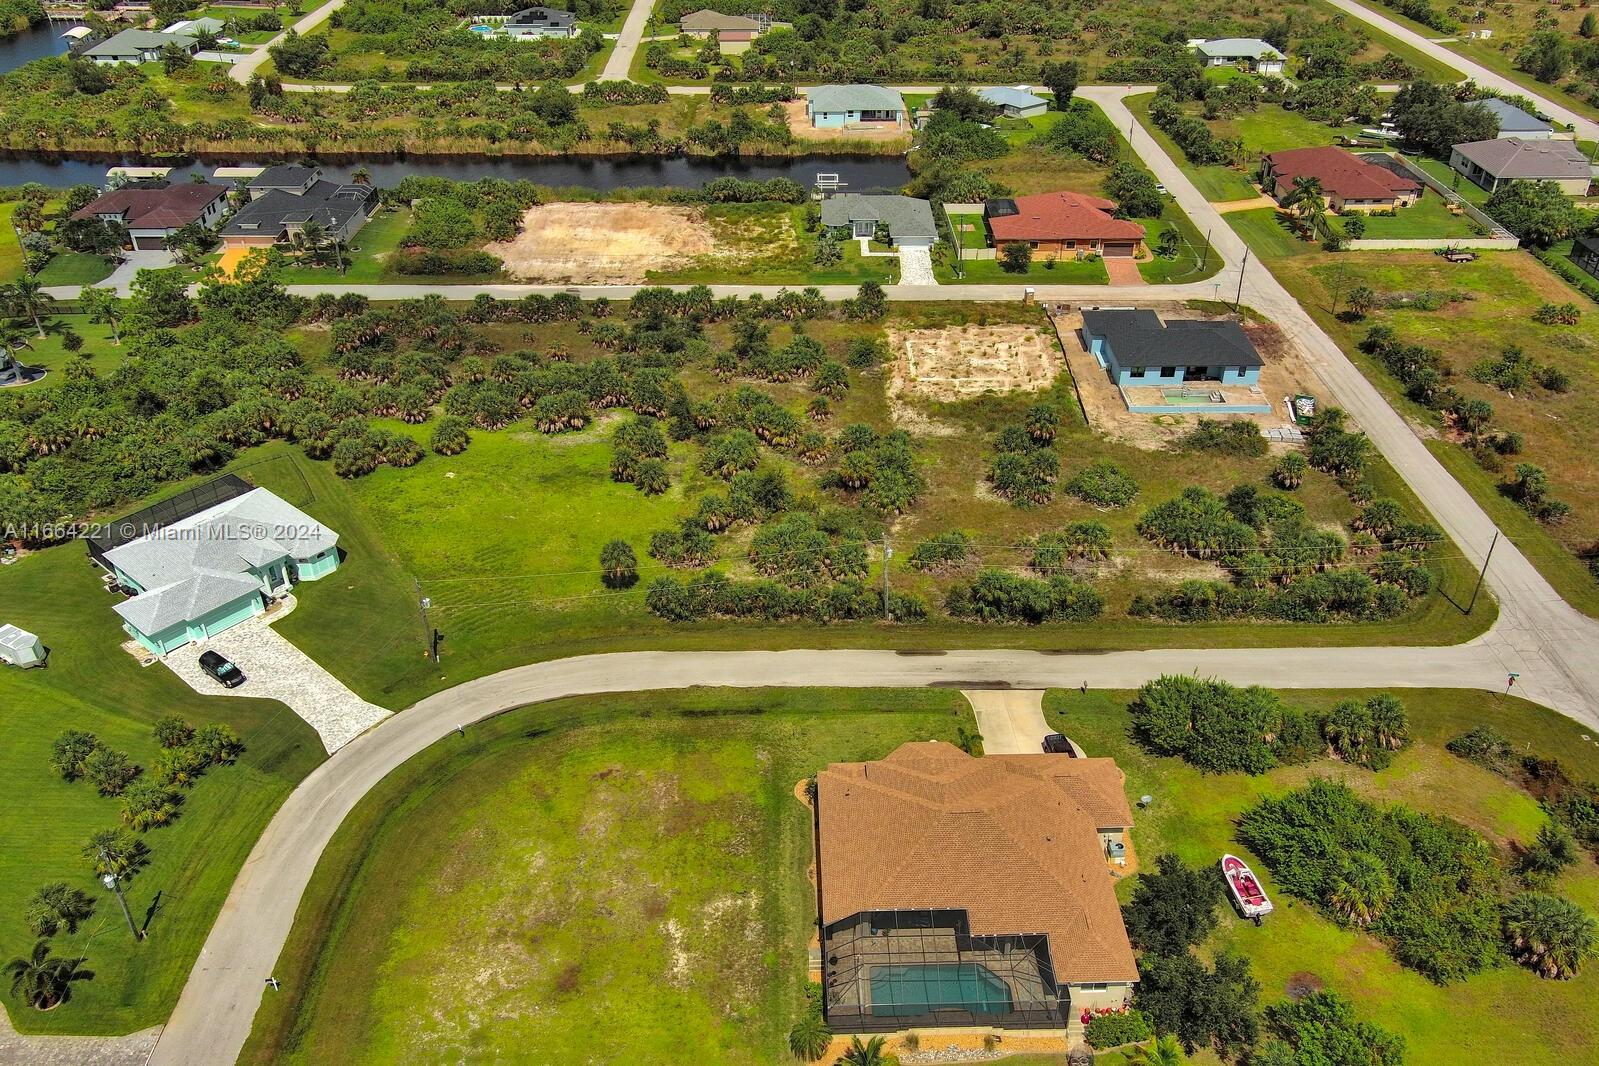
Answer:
0;1012;158;1066
963;689;1049;753
1328;0;1599;141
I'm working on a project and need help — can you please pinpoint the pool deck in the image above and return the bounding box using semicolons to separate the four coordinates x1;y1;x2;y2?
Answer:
1119;381;1274;415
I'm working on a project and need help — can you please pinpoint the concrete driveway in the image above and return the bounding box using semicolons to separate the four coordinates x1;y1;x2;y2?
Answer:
963;689;1050;753
102;251;175;295
162;608;388;753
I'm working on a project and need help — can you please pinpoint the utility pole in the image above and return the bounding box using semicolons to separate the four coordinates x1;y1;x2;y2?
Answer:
1200;227;1212;271
415;577;433;659
1466;530;1498;615
881;534;892;620
1233;246;1250;315
99;852;142;941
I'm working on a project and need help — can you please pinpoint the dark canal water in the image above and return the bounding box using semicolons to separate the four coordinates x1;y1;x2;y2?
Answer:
0;151;914;191
0;21;77;74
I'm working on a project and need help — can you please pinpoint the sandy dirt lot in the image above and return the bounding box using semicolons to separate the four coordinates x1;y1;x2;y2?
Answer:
1053;307;1331;450
783;100;912;142
890;324;1063;400
491;203;721;284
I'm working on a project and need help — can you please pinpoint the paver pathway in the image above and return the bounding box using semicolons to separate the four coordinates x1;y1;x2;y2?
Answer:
1103;256;1145;285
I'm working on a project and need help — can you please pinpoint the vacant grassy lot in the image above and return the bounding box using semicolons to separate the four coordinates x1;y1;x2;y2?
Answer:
1233;246;1599;614
239;688;975;1065
1047;686;1599;1066
0;544;324;1034
646;204;898;286
260;300;1491;709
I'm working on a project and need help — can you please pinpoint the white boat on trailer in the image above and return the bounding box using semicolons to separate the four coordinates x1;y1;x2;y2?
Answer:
1222;853;1273;922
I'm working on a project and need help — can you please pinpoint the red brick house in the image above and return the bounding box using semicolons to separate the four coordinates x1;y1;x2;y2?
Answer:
984;192;1146;258
1260;146;1422;213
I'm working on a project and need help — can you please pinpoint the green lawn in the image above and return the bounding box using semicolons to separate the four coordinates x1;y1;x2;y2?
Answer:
937;253;1110;284
272;208;428;284
34;253;116;286
10;315;127;380
239;688;976;1064
1049;686;1599;1066
1136;206;1226;284
0;544;325;1034
0;203;24;282
1212;105;1365;156
1126;94;1260;203
1224;207;1319;259
1408;156;1490;206
1354;193;1484;239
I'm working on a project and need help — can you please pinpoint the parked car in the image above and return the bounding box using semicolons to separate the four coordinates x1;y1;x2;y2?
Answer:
1154;182;1168;195
1042;733;1076;755
198;649;245;688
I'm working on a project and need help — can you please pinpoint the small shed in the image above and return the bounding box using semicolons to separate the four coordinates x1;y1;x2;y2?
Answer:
0;624;45;668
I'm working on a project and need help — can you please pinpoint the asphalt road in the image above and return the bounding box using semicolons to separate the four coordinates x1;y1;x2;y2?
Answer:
1328;0;1599;142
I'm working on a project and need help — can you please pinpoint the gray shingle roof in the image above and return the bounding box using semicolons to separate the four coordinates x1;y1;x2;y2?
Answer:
1193;38;1282;60
1469;97;1551;134
107;489;338;635
250;164;318;190
85;29;196;57
805;84;905;114
222;181;376;237
1452;137;1592;180
1082;309;1263;369
507;6;576;28
977;86;1047;109
819;194;936;239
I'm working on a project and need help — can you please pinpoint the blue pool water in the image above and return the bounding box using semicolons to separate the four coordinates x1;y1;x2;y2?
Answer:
869;963;1013;1017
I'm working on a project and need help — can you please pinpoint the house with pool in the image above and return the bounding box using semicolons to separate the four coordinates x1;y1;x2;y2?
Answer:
91;476;340;655
814;741;1137;1041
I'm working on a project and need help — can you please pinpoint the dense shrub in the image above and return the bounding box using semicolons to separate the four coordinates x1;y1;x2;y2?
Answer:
944;569;1103;624
908;530;971;573
1134;950;1259;1058
1122;853;1223;955
390;248;502;276
1083;1008;1153;1050
1257;991;1406;1066
1240;779;1505;982
1129;675;1288;774
1181;418;1267;457
1065;461;1138;507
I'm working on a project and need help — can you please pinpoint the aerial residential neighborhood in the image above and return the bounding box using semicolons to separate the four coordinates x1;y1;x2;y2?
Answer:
1;1;1599;1065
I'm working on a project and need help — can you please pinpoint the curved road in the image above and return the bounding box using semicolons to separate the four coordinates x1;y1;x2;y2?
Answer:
138;84;1599;1065
1328;0;1599;141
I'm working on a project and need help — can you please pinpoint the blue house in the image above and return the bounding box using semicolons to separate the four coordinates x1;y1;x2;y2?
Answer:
98;483;340;655
804;84;906;129
1080;309;1263;387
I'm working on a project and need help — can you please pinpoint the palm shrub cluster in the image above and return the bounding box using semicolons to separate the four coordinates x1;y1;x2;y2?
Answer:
987;406;1063;507
1130;482;1436;623
1239;778;1597;982
1130;676;1411;774
610;416;671;495
1180;419;1267;457
1065;460;1139;507
943;567;1103;624
1254;991;1405;1066
787;980;832;1061
1029;521;1112;573
1447;726;1599;862
907;530;971;573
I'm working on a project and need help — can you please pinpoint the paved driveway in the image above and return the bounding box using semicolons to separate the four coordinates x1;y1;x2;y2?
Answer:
162;610;388;753
963;689;1049;753
1104;256;1145;285
102;251;175;295
897;245;936;285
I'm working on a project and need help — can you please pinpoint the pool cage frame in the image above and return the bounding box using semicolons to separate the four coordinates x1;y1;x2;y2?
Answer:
822;909;1068;1033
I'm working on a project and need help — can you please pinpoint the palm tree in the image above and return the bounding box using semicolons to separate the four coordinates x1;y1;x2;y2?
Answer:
1365;693;1409;750
1503;892;1598;979
299;220;327;266
1328;853;1394;929
79;286;123;346
5;278;53;337
1127;1035;1187;1066
5;941;94;1010
837;1035;892;1066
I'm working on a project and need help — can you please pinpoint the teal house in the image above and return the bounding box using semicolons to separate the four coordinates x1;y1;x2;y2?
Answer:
1080;309;1263;387
102;487;340;655
804;84;906;130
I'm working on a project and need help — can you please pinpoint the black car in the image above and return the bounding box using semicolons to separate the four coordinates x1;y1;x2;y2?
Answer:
1042;733;1076;755
198;650;246;688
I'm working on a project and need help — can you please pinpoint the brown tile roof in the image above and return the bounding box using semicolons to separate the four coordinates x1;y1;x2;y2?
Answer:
816;741;1138;983
72;184;227;230
1263;146;1420;202
987;191;1146;243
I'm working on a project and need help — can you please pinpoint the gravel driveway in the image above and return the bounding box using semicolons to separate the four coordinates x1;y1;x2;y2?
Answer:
163;610;388;753
897;244;936;285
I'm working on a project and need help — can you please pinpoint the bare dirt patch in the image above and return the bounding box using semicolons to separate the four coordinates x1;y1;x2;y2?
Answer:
887;323;1063;434
1054;307;1332;450
491;203;721;284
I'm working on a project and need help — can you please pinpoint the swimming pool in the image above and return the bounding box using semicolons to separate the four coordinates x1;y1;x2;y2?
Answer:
869;963;1013;1017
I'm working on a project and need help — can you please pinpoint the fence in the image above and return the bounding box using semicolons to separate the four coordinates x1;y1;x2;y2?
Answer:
1344;153;1520;252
